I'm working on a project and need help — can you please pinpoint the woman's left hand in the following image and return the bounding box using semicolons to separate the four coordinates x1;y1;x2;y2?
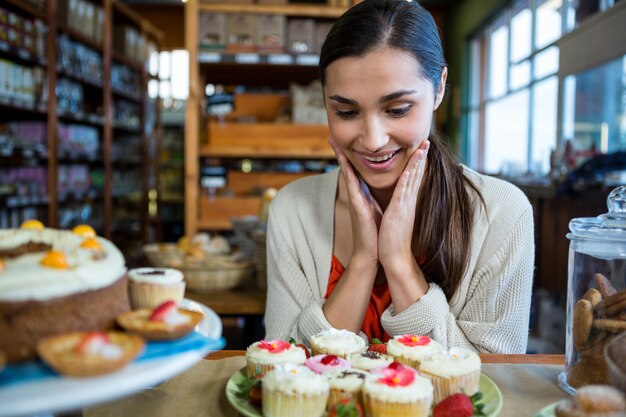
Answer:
378;140;430;309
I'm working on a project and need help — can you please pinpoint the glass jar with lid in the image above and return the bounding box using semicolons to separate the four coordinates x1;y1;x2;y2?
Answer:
560;185;626;394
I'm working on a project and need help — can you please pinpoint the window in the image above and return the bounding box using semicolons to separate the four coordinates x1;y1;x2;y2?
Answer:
149;49;189;108
465;0;620;176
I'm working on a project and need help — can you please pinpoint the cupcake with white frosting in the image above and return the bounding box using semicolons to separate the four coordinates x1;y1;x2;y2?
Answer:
262;364;329;417
309;328;367;359
363;362;433;417
349;351;394;371
127;267;185;309
245;339;307;378
324;368;369;410
386;334;444;369
418;347;481;404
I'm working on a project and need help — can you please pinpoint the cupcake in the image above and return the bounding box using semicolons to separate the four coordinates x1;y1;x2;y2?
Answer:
349;351;394;372
245;339;307;378
325;368;369;410
386;334;444;369
305;354;351;374
262;364;330;417
363;362;433;417
418;347;481;404
128;267;185;309
309;328;367;359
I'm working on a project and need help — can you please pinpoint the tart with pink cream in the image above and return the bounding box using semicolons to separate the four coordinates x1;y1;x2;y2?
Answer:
363;361;434;417
305;354;351;374
386;334;444;369
128;267;185;309
245;339;307;378
418;347;481;404
116;300;203;340
262;364;330;417
309;328;367;359
37;330;144;377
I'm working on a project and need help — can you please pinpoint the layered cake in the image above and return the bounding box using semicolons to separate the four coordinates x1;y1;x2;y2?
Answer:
0;223;129;363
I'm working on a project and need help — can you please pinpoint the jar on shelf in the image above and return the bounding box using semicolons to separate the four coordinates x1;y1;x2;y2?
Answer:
560;185;626;394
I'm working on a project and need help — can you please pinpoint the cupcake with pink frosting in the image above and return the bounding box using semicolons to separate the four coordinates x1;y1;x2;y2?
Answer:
305;354;351;374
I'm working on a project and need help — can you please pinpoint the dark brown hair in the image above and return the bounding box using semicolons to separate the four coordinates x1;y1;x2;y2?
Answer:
320;0;484;300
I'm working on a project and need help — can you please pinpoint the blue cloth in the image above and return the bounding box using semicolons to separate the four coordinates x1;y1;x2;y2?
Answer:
0;332;225;388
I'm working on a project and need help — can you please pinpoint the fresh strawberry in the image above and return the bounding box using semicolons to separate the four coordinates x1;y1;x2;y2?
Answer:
288;337;311;359
149;300;177;321
75;331;109;354
248;384;262;406
321;354;340;365
328;398;363;417
433;392;486;417
367;338;387;354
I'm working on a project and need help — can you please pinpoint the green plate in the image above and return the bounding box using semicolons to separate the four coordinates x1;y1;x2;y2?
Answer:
534;402;558;417
225;368;504;417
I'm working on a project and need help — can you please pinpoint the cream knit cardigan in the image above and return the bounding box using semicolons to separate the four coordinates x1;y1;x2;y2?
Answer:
264;167;534;354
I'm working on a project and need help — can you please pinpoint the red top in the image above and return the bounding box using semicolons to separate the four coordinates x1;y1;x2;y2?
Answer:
324;256;392;342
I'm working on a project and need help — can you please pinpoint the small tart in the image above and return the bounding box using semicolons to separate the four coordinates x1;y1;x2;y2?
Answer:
116;307;204;340
36;331;144;377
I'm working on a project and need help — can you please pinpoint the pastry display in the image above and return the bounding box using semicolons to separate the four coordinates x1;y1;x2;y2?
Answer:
363;362;433;417
555;384;626;417
245;339;307;378
262;364;330;417
309;328;367;359
36;331;144;377
116;300;204;340
0;223;129;363
386;334;444;369
127;267;186;309
568;273;626;388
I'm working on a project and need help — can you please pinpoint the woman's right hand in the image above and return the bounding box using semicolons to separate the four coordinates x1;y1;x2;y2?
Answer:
329;138;380;267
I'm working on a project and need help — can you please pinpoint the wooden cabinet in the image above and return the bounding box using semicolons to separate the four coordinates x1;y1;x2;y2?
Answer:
0;0;162;263
184;1;348;236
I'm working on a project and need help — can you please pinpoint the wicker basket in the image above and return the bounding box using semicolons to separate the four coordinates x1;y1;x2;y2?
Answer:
180;256;253;294
252;230;267;290
142;243;184;268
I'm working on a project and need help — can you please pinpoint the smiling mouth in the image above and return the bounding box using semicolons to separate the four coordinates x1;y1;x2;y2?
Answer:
362;150;399;163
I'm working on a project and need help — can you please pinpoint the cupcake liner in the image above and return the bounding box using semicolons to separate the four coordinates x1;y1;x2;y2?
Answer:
262;389;328;417
128;281;185;309
392;355;422;370
421;369;481;405
363;392;431;417
327;388;362;410
246;361;275;379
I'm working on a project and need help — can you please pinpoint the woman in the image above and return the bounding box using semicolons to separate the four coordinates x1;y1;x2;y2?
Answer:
264;0;534;353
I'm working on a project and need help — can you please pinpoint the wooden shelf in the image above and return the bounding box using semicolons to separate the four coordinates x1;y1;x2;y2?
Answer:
3;0;46;20
201;121;334;159
197;196;261;230
197;3;345;18
186;289;266;316
0;41;46;67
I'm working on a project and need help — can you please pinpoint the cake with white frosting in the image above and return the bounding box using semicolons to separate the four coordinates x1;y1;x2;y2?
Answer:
386;334;444;369
262;364;330;417
363;362;433;417
0;223;129;363
245;339;307;378
418;347;481;404
309;328;367;359
128;267;185;309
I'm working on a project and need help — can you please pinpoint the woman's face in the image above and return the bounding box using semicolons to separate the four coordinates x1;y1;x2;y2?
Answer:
324;47;446;190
